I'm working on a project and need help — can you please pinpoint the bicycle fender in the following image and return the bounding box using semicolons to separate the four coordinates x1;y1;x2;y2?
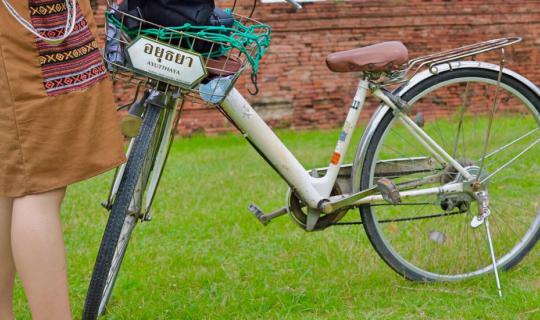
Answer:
351;60;540;193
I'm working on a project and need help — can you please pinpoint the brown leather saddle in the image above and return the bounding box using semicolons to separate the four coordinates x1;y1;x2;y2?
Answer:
326;41;408;73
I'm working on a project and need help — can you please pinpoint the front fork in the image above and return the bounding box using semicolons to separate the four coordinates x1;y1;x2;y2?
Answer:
103;90;180;220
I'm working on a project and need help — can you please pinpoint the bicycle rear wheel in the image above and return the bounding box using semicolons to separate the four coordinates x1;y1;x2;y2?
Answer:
357;67;540;281
83;102;166;319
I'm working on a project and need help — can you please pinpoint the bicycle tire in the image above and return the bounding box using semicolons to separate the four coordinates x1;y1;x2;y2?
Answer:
358;68;540;281
98;105;173;316
83;103;162;319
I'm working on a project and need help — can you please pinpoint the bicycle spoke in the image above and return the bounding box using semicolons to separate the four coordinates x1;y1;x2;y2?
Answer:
389;128;430;162
481;128;539;162
481;137;540;183
490;206;522;245
491;200;534;237
477;56;505;180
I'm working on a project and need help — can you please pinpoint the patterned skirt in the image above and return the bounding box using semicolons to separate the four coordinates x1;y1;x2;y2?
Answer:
0;0;126;197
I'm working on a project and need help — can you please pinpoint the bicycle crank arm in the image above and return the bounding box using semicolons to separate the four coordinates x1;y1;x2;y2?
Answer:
321;186;380;214
249;204;288;226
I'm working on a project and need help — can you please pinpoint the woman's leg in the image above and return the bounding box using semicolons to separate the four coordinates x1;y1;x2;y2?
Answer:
0;197;15;320
11;188;71;320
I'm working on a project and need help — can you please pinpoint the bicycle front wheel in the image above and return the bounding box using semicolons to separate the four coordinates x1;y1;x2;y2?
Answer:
83;103;164;319
358;67;540;281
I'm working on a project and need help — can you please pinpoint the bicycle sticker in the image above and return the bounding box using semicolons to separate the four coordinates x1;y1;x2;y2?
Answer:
331;151;341;165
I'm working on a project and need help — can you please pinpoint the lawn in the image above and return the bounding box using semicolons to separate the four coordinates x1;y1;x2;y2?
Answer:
12;127;540;319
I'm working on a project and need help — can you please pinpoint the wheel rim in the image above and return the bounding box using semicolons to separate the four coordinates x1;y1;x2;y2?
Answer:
365;73;540;280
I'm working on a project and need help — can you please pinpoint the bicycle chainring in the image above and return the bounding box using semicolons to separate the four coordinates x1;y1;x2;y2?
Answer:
287;185;348;231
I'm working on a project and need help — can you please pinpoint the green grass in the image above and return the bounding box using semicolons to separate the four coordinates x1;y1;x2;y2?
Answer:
12;127;540;320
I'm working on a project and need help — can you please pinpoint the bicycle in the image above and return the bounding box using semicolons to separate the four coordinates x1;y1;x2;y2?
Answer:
83;1;540;318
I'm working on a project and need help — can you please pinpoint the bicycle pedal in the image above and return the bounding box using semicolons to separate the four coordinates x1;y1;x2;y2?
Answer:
121;114;143;138
376;178;401;204
249;204;269;225
248;204;288;226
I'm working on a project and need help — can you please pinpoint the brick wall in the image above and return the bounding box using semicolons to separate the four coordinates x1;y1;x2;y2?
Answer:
94;0;540;135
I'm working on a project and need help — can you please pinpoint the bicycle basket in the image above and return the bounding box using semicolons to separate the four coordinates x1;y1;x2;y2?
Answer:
103;1;271;104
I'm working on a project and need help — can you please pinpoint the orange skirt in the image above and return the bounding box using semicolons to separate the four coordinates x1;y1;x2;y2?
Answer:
0;0;126;197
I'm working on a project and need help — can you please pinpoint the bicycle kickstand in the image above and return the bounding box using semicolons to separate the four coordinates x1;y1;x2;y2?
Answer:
471;190;503;298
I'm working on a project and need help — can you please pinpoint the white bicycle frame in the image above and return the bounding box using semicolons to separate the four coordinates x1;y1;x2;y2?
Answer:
109;61;539;216
220;78;472;210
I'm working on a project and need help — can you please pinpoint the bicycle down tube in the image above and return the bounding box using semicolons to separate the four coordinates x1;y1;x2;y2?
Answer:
220;79;369;208
220;79;472;209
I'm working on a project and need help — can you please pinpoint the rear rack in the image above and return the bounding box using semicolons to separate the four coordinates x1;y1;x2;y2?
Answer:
380;37;522;85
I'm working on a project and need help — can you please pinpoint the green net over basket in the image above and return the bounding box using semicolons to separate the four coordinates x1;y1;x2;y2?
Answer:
105;11;271;76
